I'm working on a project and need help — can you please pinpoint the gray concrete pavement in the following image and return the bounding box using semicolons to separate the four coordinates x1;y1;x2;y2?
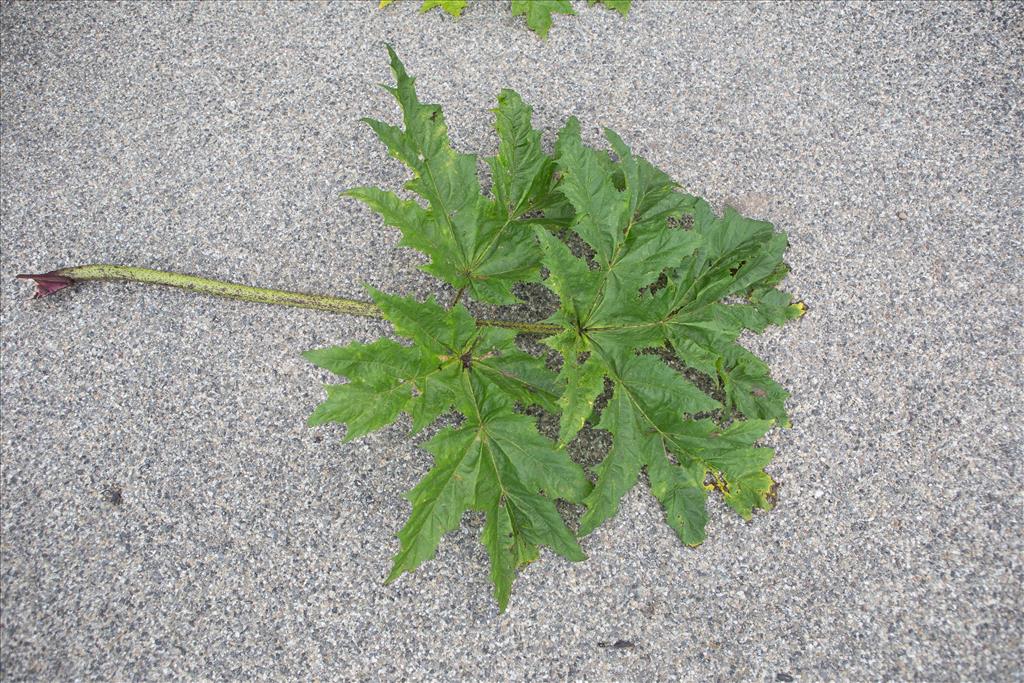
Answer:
2;1;1021;680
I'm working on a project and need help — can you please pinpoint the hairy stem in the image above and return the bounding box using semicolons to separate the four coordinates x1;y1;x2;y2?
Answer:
17;264;562;335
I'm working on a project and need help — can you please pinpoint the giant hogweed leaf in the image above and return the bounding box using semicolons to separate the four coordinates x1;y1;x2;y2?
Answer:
533;228;602;331
305;49;799;610
307;292;586;610
535;120;800;545
347;48;557;304
574;355;770;543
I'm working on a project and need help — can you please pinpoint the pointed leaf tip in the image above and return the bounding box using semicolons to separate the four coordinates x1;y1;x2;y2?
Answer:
17;271;75;298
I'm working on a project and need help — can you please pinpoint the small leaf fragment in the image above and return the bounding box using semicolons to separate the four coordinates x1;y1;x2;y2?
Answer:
510;0;575;38
382;0;629;35
589;0;631;17
419;0;468;17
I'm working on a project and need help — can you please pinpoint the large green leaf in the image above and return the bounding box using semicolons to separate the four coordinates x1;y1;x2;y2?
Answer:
308;48;799;610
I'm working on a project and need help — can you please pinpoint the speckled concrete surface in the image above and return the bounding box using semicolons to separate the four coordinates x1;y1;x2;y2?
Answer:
1;1;1021;680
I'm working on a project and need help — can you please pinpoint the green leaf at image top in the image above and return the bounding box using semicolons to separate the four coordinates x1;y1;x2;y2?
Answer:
307;49;803;611
419;0;469;17
379;0;631;37
510;0;574;39
380;0;469;16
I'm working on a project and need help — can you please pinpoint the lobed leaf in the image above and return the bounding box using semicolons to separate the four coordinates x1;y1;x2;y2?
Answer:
308;292;587;610
347;48;570;304
385;374;588;612
533;118;801;548
309;48;800;611
555;354;605;445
